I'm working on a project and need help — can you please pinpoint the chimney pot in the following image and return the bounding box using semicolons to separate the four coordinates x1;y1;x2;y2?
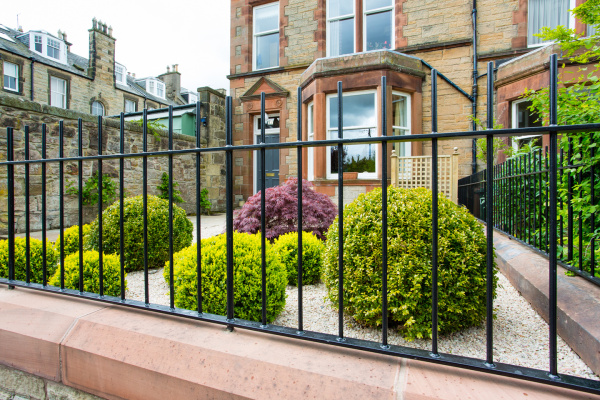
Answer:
174;64;179;72
92;18;97;29
108;26;113;36
167;66;170;72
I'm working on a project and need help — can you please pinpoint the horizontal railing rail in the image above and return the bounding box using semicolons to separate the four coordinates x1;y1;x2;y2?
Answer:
1;55;599;395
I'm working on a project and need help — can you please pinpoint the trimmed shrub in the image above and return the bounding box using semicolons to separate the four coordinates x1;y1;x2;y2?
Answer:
234;178;337;241
323;187;495;341
85;195;193;272
272;231;324;286
54;224;91;258
164;232;287;323
0;237;59;283
49;251;124;297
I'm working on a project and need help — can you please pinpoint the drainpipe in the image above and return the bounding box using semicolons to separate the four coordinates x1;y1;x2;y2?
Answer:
30;57;35;101
472;0;478;175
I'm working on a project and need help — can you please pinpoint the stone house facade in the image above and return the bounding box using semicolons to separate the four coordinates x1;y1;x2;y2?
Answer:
229;0;596;201
0;19;195;118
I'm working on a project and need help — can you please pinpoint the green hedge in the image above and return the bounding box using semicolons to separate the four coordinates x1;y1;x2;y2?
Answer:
323;187;495;341
86;195;193;272
0;237;58;284
55;224;90;258
49;251;124;297
164;232;287;323
272;231;324;286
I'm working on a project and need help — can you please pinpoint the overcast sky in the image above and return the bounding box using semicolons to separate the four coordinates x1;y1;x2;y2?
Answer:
3;0;231;93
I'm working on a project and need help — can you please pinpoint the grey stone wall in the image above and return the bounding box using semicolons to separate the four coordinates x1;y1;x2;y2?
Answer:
0;93;226;235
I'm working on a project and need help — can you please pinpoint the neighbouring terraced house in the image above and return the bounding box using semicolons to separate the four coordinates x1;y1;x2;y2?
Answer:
0;19;200;117
228;0;598;201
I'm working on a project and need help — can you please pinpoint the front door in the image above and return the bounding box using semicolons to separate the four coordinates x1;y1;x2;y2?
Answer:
254;115;280;193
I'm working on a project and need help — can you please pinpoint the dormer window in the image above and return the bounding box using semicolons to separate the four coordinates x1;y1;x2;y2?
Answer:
34;35;42;52
47;38;61;59
157;83;164;98
115;63;127;85
136;78;166;99
149;81;155;93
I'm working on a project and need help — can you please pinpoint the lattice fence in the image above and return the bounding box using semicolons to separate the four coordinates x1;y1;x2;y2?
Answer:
391;148;459;203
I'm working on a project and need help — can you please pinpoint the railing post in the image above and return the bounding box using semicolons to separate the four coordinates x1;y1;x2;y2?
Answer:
451;147;459;204
390;150;398;187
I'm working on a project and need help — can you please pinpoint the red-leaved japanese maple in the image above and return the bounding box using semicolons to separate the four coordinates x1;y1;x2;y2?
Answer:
233;178;337;241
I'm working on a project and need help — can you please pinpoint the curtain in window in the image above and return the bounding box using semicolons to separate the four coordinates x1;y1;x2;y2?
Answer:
527;0;570;45
588;24;597;37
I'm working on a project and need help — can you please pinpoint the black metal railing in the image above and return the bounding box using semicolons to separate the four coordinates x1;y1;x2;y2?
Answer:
1;55;600;395
458;127;599;288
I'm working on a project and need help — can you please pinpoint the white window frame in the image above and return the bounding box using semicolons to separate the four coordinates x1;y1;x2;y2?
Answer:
307;102;315;181
363;0;395;52
157;82;165;98
511;98;542;151
326;90;378;180
50;76;67;109
392;91;411;157
91;101;105;116
125;99;136;113
253;2;280;71
527;0;576;47
47;38;61;59
115;64;126;85
34;35;42;53
327;0;356;57
148;80;155;94
3;61;18;92
253;113;280;193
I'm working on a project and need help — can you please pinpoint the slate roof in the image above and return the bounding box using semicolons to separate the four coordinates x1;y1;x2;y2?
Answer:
0;24;177;106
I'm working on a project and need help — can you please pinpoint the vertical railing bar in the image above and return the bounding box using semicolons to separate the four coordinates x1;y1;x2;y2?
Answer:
381;76;389;348
119;113;125;301
7;127;15;288
59;121;65;290
260;92;267;327
98;116;104;297
195;102;203;314
41;124;47;286
578;166;583;271
591;146;596;277
78;118;84;293
431;69;439;357
143;109;149;305
168;106;174;309
568;138;574;261
548;53;559;379
296;86;304;333
225;96;235;328
545;146;550;253
560;149;564;258
485;61;495;367
528;152;532;244
25;126;30;284
337;81;345;341
521;155;525;240
539;149;543;249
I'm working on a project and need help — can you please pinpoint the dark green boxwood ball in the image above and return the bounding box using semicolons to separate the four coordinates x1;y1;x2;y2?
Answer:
0;237;58;284
164;232;287;323
85;195;193;272
55;224;91;258
323;187;495;341
49;250;124;297
272;231;324;286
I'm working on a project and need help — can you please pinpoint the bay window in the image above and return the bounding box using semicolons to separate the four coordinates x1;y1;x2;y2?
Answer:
392;92;411;157
254;3;279;70
307;102;315;181
327;91;377;179
511;99;542;150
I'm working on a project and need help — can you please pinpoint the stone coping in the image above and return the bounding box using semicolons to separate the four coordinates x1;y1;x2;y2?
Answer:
493;230;600;378
0;283;596;399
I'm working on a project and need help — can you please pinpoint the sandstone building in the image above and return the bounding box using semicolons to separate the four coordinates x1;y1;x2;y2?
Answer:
0;19;198;117
229;0;596;200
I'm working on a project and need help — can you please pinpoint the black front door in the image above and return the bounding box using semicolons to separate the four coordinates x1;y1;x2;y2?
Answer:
257;134;280;190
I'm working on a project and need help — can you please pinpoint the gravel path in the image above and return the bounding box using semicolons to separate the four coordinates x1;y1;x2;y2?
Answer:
125;215;599;381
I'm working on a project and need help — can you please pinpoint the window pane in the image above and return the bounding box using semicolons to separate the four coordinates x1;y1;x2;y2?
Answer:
366;10;392;51
4;62;18;90
329;130;376;174
329;18;354;56
329;93;376;129
365;0;392;11
256;32;279;69
50;77;66;108
257;116;280;130
255;3;279;33
329;0;353;18
392;94;408;128
125;100;136;113
91;101;104;116
34;36;42;52
588;24;597;36
528;0;570;45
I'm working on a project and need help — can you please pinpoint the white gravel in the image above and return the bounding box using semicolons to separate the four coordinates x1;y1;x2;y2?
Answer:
126;215;599;381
